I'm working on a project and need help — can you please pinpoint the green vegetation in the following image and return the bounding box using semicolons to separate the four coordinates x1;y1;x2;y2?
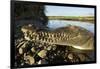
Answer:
47;16;94;23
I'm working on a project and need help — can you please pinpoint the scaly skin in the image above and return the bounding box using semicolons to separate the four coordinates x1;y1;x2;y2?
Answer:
21;25;94;50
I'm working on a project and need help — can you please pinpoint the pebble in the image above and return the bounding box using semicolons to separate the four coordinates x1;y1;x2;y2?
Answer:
39;44;43;47
47;46;52;50
21;42;28;48
19;48;23;54
25;55;35;65
44;46;47;49
38;50;47;58
78;54;86;61
38;59;48;64
31;47;35;52
52;46;57;50
68;53;73;59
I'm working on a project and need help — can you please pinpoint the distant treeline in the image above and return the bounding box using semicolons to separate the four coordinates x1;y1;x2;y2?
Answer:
47;16;94;23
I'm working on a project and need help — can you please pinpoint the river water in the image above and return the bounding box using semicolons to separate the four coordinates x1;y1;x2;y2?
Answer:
47;20;94;34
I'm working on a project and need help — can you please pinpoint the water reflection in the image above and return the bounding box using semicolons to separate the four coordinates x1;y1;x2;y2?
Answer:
47;20;94;34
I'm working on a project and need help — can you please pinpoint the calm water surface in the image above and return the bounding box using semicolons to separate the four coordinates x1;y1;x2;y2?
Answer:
47;20;94;34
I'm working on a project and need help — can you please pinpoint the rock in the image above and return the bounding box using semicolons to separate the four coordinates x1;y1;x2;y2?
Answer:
58;50;61;53
25;55;35;65
65;49;68;52
21;41;28;48
31;47;35;52
68;53;74;60
52;45;57;50
19;48;23;54
38;59;48;64
39;44;43;47
38;50;47;58
78;54;86;61
54;53;57;56
38;60;42;64
47;46;52;50
21;63;24;66
44;46;47;50
17;41;25;48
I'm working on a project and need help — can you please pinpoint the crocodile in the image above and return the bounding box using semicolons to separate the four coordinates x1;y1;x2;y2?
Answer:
21;24;94;50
